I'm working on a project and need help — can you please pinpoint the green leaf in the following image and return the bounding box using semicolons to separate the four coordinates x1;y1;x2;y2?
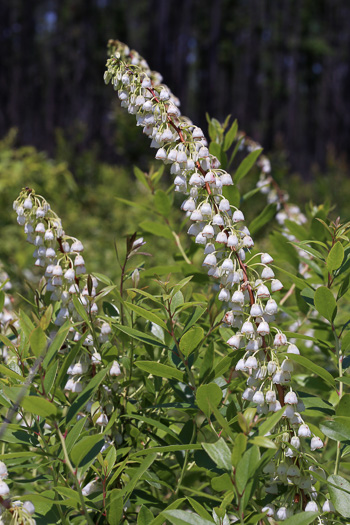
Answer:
66;365;111;423
170;291;184;314
64;417;87;456
105;446;117;475
71;434;105;467
338;274;350;299
235;445;260;497
249;436;277;449
202;438;232;471
320;417;350;442
187;498;214;522
122;413;180;440
149;500;187;525
72;295;90;325
21;396;57;418
286;353;335;387
0;364;24;383
138;505;154;525
39;304;53;331
125;302;167;330
294;241;326;261
106;490;123;525
29;326;47;358
135;361;184;382
42;321;71;368
115;324;166;348
336;377;350;386
300;287;315;306
258;407;286;436
327;242;344;272
272;265;312;291
336;394;350;416
139;220;173;239
211;473;232;492
249;204;276;236
196;384;222;418
314;286;337;322
43;361;58;395
183;307;206;333
163;510;214;525
179;327;204;357
116;196;150;212
223;119;238;151
328;474;350;517
132;444;202;457
282;512;319;525
154;189;172;216
234;148;262;183
231;434;247;467
0;291;4;312
133;166;149;190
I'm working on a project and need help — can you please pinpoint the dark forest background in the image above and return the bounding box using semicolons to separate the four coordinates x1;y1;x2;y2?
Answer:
1;0;350;176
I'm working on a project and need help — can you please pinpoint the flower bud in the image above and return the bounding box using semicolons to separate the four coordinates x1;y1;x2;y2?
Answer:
298;424;311;438
0;480;9;496
110;361;121;376
310;436;323;451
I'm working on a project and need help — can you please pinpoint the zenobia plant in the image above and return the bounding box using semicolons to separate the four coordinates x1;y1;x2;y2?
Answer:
0;40;349;525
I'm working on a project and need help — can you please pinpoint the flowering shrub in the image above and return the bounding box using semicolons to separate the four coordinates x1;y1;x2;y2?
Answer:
0;39;349;525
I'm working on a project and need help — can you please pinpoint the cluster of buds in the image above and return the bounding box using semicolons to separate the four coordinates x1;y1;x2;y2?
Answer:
13;189;91;309
14;190;124;430
105;39;330;516
0;462;36;524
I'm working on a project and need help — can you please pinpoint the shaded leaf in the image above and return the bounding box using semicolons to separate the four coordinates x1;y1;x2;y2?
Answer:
328;474;350;518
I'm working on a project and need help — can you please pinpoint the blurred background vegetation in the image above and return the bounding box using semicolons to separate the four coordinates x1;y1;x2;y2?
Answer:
1;0;350;285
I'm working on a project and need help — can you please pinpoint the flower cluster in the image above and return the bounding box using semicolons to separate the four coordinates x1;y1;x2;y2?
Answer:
13;189;124;428
105;39;333;518
0;462;36;524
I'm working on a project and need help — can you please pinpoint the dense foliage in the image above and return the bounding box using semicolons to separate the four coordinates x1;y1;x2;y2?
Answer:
0;39;350;525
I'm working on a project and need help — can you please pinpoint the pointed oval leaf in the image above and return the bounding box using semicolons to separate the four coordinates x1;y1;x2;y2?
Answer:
29;326;47;358
234;148;262;183
125;302;167;330
135;361;184;382
21;396;57;418
314;286;337;322
71;434;105;467
202;438;231;471
180;327;204;357
320;416;350;442
327;242;344;272
281;512;319;525
328;474;350;517
286;353;335;388
196;383;222;418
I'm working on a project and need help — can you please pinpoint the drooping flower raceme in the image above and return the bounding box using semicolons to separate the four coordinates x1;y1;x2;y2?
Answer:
104;39;328;517
13;189;124;443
